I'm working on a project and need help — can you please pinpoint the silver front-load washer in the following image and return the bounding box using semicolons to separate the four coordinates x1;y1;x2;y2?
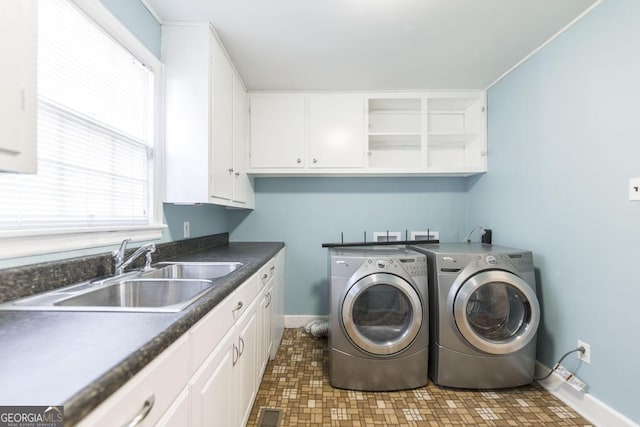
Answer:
329;247;428;391
408;243;540;389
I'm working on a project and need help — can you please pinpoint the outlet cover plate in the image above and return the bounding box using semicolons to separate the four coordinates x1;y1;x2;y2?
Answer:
578;340;591;364
629;177;640;201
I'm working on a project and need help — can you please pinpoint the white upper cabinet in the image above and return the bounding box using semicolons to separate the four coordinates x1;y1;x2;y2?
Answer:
308;94;365;168
163;23;254;208
249;94;306;169
209;33;234;201
426;93;486;172
248;91;486;176
249;93;365;171
0;0;37;174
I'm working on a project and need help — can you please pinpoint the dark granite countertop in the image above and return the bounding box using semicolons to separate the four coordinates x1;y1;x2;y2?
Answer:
0;241;284;426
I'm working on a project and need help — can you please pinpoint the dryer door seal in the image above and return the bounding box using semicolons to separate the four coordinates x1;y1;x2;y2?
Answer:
453;270;540;355
342;273;422;355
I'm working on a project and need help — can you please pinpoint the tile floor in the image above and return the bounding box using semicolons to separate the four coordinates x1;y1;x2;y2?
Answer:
247;329;591;427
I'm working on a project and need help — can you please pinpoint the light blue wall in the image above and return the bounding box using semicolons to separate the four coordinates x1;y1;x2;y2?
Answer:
228;177;469;315
162;204;228;242
467;0;640;421
100;0;161;58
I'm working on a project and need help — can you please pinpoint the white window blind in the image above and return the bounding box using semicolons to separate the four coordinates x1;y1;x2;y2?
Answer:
0;0;155;231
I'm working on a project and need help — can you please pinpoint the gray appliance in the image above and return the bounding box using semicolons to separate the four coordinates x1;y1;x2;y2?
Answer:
408;243;540;389
329;247;429;391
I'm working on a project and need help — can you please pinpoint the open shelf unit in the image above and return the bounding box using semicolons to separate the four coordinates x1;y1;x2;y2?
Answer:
365;92;486;172
367;97;425;169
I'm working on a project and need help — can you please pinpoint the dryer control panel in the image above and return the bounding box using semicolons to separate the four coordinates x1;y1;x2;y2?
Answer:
398;256;428;277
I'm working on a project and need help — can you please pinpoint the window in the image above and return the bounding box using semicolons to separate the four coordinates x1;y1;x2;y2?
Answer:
0;0;164;259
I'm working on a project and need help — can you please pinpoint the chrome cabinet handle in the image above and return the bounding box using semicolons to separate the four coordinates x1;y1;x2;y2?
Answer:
270;266;275;271
232;301;243;312
122;395;155;427
266;292;271;308
312;158;317;164
262;273;268;280
239;337;245;356
228;168;234;173
296;158;301;164
232;343;239;366
235;172;240;177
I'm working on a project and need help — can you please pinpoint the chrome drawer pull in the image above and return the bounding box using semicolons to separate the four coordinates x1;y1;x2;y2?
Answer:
122;395;154;427
232;301;243;312
233;343;239;366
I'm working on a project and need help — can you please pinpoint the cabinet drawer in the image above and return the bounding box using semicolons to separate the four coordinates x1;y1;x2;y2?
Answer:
78;334;190;427
237;271;260;311
190;289;239;373
259;258;276;287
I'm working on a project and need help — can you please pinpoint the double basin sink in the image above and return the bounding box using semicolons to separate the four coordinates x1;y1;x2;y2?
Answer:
0;262;243;313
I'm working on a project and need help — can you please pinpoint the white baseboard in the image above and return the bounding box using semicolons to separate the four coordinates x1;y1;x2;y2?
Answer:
535;362;638;427
284;315;328;329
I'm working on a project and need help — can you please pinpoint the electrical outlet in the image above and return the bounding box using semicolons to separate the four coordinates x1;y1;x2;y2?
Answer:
183;221;190;238
629;177;640;201
578;340;591;364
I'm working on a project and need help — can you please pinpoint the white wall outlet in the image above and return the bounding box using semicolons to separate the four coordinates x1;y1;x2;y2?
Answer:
411;230;440;241
372;231;401;242
183;221;191;238
629;177;640;201
578;340;591;364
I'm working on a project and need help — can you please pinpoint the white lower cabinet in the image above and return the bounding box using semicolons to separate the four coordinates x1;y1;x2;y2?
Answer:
236;300;258;427
190;327;236;427
258;284;273;377
271;249;286;359
189;277;260;427
79;252;284;427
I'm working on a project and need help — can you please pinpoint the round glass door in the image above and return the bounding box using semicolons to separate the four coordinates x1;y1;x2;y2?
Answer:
342;273;422;355
453;270;540;355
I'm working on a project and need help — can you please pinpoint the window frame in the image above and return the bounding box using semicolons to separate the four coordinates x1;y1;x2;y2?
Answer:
0;0;166;260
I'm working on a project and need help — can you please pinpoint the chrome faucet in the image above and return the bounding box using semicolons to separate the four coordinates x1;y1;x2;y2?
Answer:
112;239;156;275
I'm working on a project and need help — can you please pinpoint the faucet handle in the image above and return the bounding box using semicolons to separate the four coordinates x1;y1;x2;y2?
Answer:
112;238;131;258
144;250;154;271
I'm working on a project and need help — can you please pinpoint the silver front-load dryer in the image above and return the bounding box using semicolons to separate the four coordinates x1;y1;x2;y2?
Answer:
329;247;428;391
408;243;540;389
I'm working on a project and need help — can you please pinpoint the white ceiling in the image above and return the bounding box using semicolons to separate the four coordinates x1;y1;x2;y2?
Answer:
145;0;600;91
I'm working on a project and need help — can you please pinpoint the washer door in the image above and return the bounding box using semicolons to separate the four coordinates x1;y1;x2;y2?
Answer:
453;270;540;355
342;273;422;355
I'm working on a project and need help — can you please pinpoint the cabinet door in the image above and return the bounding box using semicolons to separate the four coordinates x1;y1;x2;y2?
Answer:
0;0;37;173
309;94;365;168
258;285;272;377
163;24;211;203
232;74;253;205
210;34;234;201
270;249;286;360
237;300;258;427
250;95;305;168
190;327;237;427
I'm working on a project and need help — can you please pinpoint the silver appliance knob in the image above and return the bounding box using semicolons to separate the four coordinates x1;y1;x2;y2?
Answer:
486;255;497;265
376;260;386;268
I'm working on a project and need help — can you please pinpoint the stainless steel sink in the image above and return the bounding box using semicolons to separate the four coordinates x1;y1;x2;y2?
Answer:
141;262;243;280
54;279;214;309
0;261;243;313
